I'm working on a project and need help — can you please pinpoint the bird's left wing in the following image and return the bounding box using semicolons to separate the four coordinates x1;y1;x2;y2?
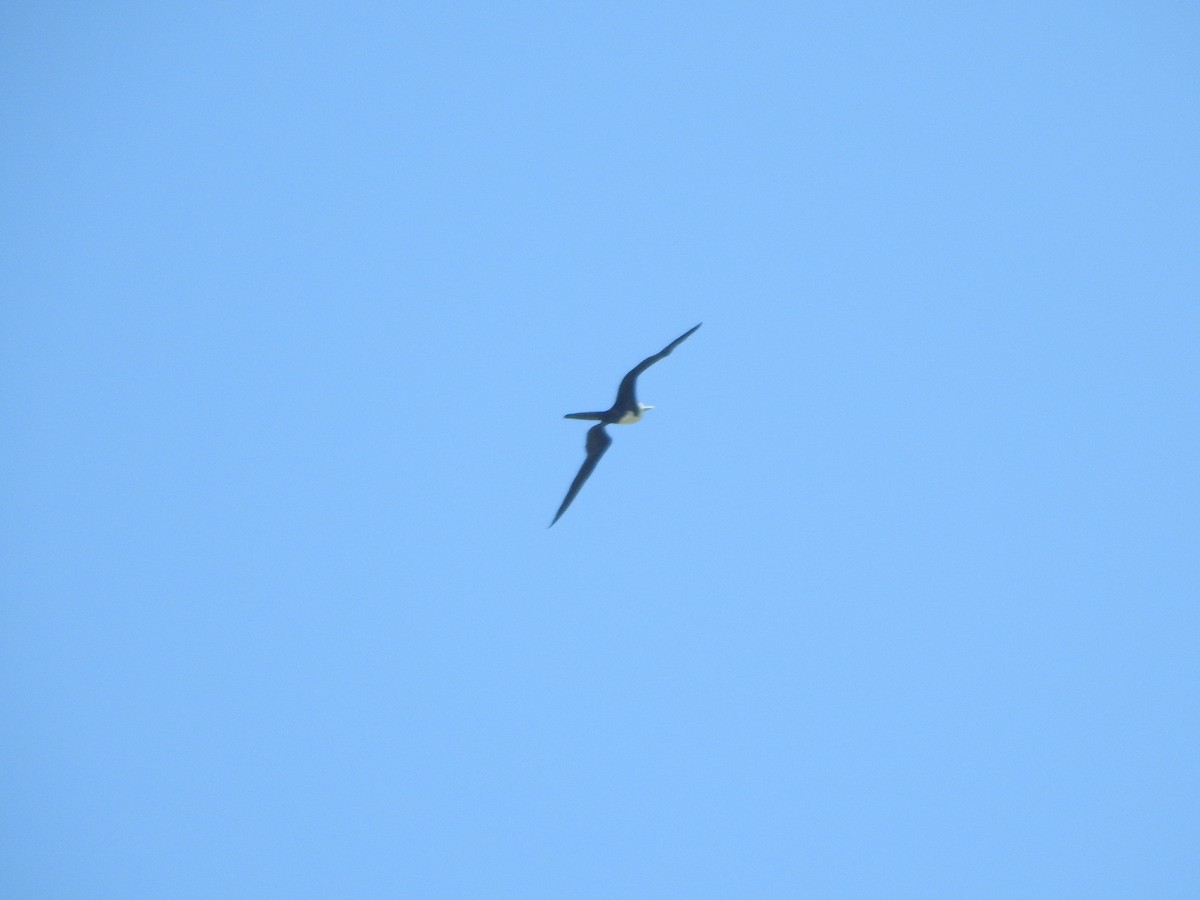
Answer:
550;423;612;526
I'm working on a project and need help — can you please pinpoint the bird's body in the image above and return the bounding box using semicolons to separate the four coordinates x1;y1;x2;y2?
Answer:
563;403;650;425
550;323;701;526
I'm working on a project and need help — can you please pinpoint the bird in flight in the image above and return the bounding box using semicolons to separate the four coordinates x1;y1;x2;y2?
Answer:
550;323;702;526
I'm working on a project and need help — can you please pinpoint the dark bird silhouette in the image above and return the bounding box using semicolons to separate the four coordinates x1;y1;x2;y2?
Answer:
550;323;701;526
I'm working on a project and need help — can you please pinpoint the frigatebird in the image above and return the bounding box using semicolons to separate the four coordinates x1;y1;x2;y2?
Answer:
550;323;701;526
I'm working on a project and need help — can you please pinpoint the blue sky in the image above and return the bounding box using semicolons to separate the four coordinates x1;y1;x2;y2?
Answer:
3;2;1197;896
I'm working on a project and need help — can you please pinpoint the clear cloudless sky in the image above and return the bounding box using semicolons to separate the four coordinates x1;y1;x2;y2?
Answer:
2;2;1197;897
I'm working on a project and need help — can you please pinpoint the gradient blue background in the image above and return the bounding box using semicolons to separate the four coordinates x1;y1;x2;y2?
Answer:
3;3;1197;896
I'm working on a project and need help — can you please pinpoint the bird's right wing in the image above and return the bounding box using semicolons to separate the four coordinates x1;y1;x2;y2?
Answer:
550;424;612;526
614;322;702;409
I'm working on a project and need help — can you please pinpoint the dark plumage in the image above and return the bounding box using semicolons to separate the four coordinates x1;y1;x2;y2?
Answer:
550;323;701;526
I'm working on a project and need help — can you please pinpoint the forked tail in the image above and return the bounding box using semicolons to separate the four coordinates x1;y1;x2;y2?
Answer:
564;411;607;421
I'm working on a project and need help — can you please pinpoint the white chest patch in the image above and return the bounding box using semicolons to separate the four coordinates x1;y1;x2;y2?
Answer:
616;409;644;424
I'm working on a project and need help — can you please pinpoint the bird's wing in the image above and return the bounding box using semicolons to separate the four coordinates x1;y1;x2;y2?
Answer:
613;322;702;409
550;423;612;526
